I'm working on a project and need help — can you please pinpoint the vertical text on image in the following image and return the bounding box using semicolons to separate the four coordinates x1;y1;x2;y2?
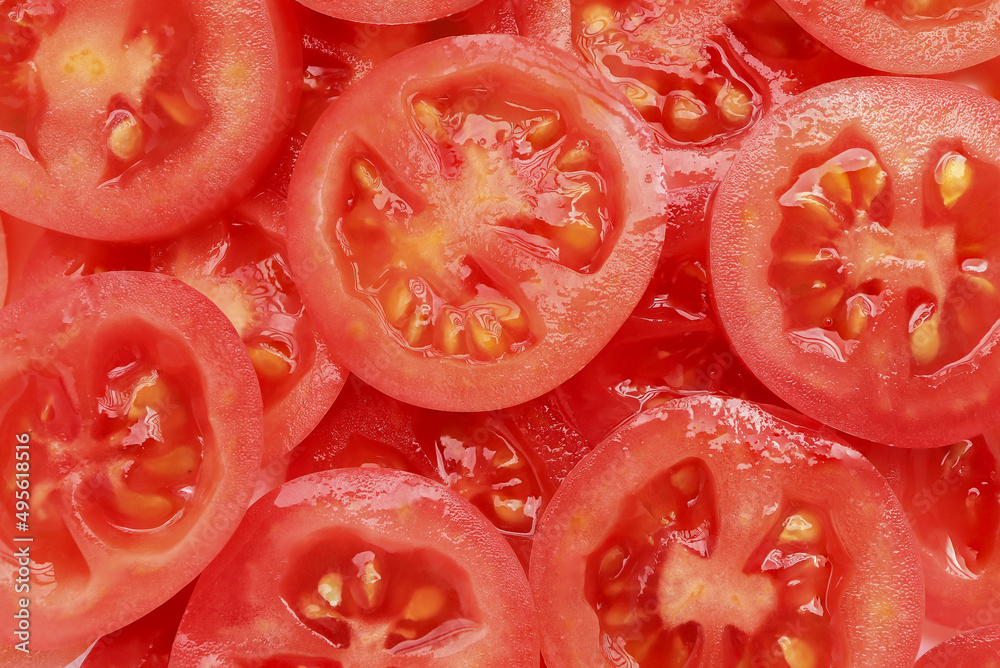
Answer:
12;432;32;654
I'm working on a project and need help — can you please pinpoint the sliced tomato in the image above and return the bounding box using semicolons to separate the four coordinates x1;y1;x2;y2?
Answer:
0;216;7;305
776;0;1000;74
854;428;1000;630
710;76;1000;448
170;468;539;667
0;0;301;241
515;0;872;185
80;580;196;667
287;377;563;566
916;625;1000;667
0;214;46;307
11;196;345;461
292;0;486;25
286;34;669;412
552;183;782;444
530;395;923;667
0;271;263;650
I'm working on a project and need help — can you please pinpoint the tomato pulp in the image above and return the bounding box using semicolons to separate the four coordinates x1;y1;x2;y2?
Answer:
711;76;1000;447
530;395;924;667
0;0;301;241
0;272;263;650
171;468;539;667
286;35;669;412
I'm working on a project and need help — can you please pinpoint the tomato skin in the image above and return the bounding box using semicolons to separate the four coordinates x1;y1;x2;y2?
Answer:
0;0;302;242
710;76;1000;448
530;395;924;667
916;625;1000;667
775;0;1000;75
170;468;540;667
0;271;263;651
293;0;485;25
286;34;669;413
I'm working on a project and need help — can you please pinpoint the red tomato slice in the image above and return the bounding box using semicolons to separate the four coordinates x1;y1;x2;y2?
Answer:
710;76;1000;448
530;395;924;667
0;0;301;242
80;580;196;668
854;428;1000;630
0;271;263;650
292;0;486;25
170;468;539;667
287;377;563;567
286;34;669;412
515;0;872;185
775;0;1000;74
916;625;1000;667
11;198;345;461
552;183;782;444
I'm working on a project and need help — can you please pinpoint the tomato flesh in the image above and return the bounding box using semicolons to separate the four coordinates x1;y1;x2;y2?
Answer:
710;77;1000;447
0;0;301;241
915;625;1000;667
530;395;924;667
169;469;539;667
287;35;669;412
287;378;559;566
0;272;262;650
855;430;1000;629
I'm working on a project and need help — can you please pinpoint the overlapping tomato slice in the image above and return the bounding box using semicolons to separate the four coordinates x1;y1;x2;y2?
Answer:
286;35;669;412
293;0;486;25
854;428;1000;631
170;468;539;667
711;77;1000;447
515;0;871;184
287;377;573;566
10;195;344;461
0;0;301;241
775;0;1000;74
0;272;262;650
530;395;923;667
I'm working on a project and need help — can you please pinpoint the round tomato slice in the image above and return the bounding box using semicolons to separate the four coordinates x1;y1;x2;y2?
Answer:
286;34;669;412
530;395;923;667
854;429;1000;630
0;271;263;650
0;0;300;242
775;0;1000;74
170;468;539;667
710;76;1000;448
515;0;872;185
293;0;485;25
11;196;345;461
916;625;1000;667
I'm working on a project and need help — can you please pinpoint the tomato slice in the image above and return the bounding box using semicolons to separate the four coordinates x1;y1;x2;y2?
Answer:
854;428;1000;630
710;76;1000;448
916;625;1000;667
286;34;669;412
170;468;539;667
552;183;782;444
0;271;262;650
515;0;872;185
530;395;923;667
80;579;196;667
287;378;563;567
11;197;345;461
775;0;1000;74
0;0;301;241
292;0;487;25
